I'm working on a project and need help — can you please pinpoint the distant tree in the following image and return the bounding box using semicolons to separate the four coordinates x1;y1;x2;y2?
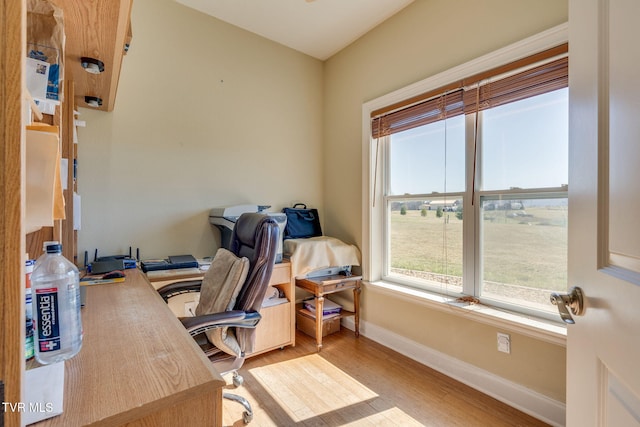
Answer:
436;206;443;218
400;206;407;215
421;208;427;217
455;206;463;220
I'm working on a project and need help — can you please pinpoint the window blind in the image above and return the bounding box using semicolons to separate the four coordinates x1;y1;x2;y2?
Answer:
371;90;464;138
370;43;568;138
463;57;568;113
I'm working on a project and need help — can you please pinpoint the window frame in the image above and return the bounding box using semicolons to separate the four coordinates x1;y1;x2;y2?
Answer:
361;24;569;321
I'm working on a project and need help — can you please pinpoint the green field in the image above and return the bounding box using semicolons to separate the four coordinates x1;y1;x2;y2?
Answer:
389;206;567;292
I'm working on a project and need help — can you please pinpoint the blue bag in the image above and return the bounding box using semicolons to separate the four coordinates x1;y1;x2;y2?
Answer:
282;204;322;239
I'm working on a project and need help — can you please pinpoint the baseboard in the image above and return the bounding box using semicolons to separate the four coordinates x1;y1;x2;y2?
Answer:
341;318;566;427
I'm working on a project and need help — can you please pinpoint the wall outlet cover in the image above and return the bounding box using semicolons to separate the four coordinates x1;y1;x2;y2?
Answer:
497;332;511;354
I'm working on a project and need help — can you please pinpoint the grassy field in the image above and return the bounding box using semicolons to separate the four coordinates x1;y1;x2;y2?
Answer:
389;206;567;292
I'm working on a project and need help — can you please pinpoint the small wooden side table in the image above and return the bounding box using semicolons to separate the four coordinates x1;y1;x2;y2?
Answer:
295;274;362;351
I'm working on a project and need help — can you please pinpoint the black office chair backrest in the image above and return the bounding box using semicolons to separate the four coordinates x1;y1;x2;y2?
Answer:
229;213;279;354
230;213;279;315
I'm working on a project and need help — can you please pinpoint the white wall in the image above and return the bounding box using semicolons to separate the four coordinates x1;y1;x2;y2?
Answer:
77;0;324;261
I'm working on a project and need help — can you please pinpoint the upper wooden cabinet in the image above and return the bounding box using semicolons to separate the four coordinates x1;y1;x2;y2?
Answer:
52;0;132;112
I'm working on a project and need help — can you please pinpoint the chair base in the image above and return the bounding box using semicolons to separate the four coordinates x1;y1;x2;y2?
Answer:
223;392;253;424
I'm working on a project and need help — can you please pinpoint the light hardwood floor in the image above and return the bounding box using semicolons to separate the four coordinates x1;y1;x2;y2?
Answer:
222;329;551;426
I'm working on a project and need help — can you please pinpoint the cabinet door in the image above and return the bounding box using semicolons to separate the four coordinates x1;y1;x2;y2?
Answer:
253;302;293;354
251;261;294;355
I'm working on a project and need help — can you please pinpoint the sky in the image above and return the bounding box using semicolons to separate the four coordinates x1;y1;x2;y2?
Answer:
389;88;569;196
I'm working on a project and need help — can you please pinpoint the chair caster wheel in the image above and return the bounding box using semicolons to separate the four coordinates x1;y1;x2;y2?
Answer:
233;374;244;387
243;411;253;424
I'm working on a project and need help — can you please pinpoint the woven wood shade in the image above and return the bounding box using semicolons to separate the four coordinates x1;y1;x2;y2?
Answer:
371;43;568;138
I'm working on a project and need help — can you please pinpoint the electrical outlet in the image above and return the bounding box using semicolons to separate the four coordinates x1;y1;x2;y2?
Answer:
497;332;511;354
184;301;197;317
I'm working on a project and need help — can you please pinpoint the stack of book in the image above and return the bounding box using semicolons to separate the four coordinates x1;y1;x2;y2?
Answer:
301;298;342;319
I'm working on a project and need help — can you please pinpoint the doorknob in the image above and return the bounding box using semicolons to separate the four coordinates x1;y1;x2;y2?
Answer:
550;286;585;324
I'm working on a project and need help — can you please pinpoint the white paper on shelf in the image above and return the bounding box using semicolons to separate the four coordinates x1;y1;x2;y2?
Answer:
24;361;65;425
25;57;49;100
25;129;59;232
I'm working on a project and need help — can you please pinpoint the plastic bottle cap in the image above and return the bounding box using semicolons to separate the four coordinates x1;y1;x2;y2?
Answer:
45;243;62;253
42;241;59;251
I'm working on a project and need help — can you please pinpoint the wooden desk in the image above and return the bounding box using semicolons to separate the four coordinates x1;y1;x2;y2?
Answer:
295;275;362;352
32;268;225;427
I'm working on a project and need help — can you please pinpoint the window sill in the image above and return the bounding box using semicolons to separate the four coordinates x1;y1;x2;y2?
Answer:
364;280;567;347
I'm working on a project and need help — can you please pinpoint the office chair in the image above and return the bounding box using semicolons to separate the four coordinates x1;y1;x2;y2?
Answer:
157;213;279;424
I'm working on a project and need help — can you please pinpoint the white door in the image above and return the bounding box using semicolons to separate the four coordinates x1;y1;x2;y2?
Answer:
567;0;640;425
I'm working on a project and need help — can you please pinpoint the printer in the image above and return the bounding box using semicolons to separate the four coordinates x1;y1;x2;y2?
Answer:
209;204;287;263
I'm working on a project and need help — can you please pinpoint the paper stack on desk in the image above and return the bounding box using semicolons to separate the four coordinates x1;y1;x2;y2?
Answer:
303;298;342;319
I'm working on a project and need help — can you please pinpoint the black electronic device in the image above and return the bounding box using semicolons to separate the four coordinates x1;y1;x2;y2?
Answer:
87;247;139;272
88;259;124;274
140;254;198;272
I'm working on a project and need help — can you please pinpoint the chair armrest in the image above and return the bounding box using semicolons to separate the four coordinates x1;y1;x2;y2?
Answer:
180;310;262;336
157;280;203;302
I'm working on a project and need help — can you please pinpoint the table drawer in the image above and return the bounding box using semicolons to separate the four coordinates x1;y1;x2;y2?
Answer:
320;280;357;293
296;275;362;294
269;260;291;285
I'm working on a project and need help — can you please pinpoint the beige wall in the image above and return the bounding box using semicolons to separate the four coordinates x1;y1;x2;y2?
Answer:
77;0;323;260
363;287;567;401
322;0;568;402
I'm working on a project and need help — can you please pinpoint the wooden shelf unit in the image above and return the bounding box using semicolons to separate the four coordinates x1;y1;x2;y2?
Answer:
1;1;133;425
51;0;133;112
295;274;362;352
1;3;26;426
26;0;133;261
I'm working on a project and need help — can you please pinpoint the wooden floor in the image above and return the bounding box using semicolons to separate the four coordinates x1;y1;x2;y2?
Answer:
222;329;550;427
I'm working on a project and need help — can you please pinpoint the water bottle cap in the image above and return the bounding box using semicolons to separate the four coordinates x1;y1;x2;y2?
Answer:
45;243;62;254
42;240;59;251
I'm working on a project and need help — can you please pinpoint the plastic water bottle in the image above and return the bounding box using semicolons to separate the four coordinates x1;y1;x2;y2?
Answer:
31;243;82;364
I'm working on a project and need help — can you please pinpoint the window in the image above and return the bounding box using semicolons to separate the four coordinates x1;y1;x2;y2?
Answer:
477;88;568;315
387;115;466;296
364;30;568;320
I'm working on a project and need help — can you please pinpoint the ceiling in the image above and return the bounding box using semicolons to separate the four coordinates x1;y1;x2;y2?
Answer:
175;0;415;60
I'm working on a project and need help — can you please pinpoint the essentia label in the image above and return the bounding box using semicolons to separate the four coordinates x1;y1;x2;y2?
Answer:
35;288;61;352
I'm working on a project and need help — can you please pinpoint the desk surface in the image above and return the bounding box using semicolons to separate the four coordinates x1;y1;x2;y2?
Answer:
32;268;225;426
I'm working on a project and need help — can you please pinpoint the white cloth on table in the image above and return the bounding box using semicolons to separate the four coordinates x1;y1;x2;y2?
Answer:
283;236;361;278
